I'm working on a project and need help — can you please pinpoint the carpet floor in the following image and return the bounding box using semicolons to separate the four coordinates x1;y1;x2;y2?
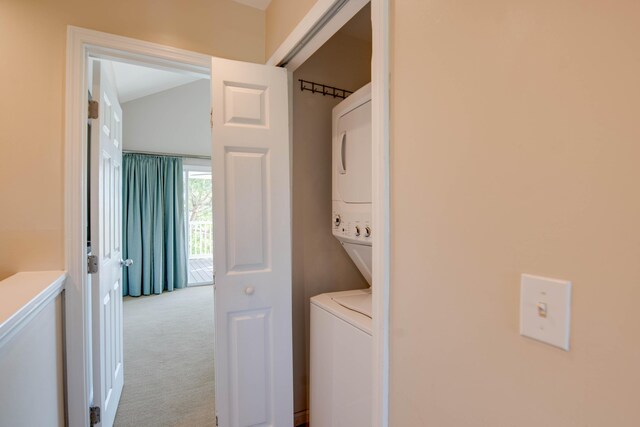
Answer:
114;286;216;427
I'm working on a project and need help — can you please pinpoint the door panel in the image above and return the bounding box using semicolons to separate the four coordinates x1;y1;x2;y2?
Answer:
223;82;268;127
230;309;272;426
225;149;269;271
212;57;293;427
90;60;124;427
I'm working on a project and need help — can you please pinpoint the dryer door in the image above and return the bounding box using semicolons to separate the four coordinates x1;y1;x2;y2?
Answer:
336;100;372;204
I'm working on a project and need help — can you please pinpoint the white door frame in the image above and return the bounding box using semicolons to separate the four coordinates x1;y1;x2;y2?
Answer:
267;1;390;425
65;26;211;426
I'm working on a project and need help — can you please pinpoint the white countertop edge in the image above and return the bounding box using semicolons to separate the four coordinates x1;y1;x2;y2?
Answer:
0;271;67;345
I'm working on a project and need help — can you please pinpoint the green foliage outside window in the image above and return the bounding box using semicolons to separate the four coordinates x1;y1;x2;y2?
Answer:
187;174;213;256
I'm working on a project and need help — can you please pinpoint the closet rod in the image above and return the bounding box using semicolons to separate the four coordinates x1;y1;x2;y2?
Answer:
123;150;211;160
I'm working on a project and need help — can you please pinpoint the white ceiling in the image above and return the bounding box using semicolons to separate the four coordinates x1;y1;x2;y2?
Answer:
232;0;272;11
109;61;205;103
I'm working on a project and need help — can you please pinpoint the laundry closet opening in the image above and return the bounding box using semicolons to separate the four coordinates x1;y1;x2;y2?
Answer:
86;56;215;426
290;3;373;425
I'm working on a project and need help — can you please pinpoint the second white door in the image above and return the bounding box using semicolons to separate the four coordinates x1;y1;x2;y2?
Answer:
211;57;293;427
90;60;125;427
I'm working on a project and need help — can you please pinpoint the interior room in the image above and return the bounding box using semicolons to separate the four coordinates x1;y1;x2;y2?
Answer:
2;1;640;427
87;58;216;426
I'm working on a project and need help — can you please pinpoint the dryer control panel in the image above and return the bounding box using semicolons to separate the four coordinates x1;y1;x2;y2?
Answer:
332;210;372;245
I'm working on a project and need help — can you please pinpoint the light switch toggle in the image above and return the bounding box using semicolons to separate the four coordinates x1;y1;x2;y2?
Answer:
520;274;572;351
536;302;547;318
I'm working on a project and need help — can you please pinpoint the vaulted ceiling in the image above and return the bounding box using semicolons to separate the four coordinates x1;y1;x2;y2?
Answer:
109;61;205;103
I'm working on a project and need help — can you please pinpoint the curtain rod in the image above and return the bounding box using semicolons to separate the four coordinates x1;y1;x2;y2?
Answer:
123;150;211;160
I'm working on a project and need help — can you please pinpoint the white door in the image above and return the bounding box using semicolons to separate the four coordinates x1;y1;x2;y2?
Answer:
90;60;125;427
211;57;293;427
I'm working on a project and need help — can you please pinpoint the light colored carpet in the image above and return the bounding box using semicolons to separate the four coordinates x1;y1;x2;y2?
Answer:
114;286;215;427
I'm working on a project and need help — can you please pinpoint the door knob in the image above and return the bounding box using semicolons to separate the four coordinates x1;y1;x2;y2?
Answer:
120;259;134;267
245;286;255;295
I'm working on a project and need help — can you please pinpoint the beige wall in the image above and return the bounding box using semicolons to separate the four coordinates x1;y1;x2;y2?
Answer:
390;0;640;425
0;0;264;279
292;31;371;414
265;0;316;60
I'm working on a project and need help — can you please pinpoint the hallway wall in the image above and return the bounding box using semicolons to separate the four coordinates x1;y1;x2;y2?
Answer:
389;0;640;425
265;0;316;60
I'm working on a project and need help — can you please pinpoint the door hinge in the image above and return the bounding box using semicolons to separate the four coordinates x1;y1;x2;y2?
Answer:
88;100;99;119
87;254;99;274
216;415;218;426
210;109;213;129
89;406;101;426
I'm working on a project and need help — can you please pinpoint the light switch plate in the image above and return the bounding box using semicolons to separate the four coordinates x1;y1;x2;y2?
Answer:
520;274;572;351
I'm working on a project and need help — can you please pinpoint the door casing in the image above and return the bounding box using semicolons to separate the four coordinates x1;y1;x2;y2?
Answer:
65;27;211;426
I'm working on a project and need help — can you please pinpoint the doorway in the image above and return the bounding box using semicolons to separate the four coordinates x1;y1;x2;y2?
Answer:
66;26;298;427
286;4;372;424
267;0;390;425
87;56;215;426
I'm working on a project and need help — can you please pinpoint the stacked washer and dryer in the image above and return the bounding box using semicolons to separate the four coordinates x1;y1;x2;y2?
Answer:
310;83;373;427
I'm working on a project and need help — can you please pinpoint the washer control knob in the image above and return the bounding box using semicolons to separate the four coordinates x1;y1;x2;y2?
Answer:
365;226;371;237
355;225;361;237
334;215;341;227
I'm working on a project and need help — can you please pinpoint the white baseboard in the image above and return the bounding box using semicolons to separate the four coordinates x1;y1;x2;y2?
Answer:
294;410;309;426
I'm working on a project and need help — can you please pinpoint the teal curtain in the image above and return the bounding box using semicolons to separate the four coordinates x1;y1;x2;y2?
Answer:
122;154;188;296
